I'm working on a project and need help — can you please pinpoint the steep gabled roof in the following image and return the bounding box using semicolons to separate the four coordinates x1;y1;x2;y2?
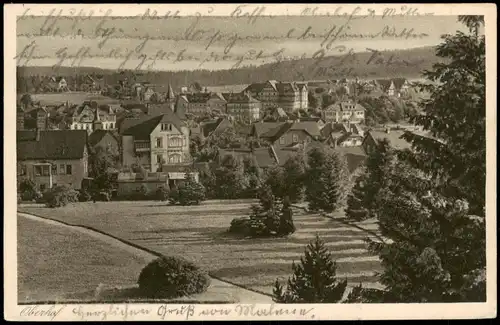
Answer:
122;110;185;140
253;122;285;137
289;121;321;137
392;78;408;91
17;130;88;160
88;130;118;147
374;79;393;91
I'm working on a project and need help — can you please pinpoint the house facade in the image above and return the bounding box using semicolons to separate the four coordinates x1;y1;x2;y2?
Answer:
243;80;308;113
224;93;261;122
322;100;365;124
17;130;89;190
69;102;117;133
121;112;191;172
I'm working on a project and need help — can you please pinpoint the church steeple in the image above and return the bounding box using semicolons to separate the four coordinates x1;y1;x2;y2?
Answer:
166;83;175;100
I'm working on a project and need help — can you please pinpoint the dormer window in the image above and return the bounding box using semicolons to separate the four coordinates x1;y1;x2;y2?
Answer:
161;123;172;131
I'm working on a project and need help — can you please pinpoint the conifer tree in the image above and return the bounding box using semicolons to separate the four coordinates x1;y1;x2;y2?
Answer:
282;153;307;203
351;16;486;302
305;147;350;213
273;235;347;303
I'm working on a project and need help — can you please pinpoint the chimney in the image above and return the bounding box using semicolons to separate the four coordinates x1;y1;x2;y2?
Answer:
36;128;41;141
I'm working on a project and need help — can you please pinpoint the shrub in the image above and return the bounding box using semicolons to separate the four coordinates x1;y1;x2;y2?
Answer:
155;186;169;201
137;184;149;199
44;185;79;208
169;176;206;206
229;217;252;236
96;191;111;202
228;189;295;238
79;189;92;202
138;256;210;298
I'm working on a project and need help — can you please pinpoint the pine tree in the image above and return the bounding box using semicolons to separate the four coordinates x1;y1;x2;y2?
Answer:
305;147;350;213
273;235;347;303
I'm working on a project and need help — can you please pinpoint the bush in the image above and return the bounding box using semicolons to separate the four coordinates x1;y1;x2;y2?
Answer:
138;256;210;298
155;186;169;201
228;190;295;238
79;189;92;202
95;191;111;202
169;176;206;206
44;185;79;208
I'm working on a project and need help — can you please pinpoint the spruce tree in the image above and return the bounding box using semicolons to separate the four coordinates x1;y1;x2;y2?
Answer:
305;147;350;213
282;153;307;203
273;235;347;303
345;139;396;221
351;16;487;303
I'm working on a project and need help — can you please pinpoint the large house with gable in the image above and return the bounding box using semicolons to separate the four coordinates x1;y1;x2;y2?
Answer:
243;80;308;113
322;100;366;124
120;110;191;172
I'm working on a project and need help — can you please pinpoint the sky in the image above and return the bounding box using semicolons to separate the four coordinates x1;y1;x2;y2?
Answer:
16;15;467;71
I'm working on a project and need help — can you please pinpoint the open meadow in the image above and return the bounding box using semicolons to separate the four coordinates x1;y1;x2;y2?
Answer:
18;200;384;295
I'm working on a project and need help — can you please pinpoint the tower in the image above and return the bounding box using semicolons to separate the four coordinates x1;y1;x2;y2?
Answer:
36;107;48;131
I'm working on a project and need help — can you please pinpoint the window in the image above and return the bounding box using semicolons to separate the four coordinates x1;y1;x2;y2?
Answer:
169;155;181;164
60;164;66;174
51;164;58;175
161;123;172;131
20;164;27;176
157;154;163;164
292;134;299;143
40;184;46;192
34;165;50;176
66;164;72;175
279;137;285;145
83;161;88;174
156;137;163;148
169;137;182;147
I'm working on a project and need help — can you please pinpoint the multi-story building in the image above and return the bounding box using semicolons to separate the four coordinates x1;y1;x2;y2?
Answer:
17;129;90;190
322;100;365;124
69;101;117;133
243;80;308;113
121;110;190;172
223;92;261;122
177;92;227;116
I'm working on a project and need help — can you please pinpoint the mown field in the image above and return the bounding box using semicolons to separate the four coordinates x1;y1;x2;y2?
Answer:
17;216;150;302
18;200;384;295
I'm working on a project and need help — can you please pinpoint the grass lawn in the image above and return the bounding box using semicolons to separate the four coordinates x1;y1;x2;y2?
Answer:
19;201;384;295
17;216;151;303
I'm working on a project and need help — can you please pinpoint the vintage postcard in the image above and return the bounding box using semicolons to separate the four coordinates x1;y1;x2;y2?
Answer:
4;3;497;321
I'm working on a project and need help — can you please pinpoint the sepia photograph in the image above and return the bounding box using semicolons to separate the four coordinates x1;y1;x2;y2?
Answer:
5;3;496;321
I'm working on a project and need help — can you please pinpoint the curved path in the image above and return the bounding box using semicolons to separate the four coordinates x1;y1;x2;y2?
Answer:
18;212;273;303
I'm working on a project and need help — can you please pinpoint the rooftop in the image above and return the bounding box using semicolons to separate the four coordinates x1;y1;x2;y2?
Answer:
17;130;88;160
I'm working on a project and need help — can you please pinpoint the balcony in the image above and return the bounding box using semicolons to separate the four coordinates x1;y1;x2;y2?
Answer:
134;141;151;153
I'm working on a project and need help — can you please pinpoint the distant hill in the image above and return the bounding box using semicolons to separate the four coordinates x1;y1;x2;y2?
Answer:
17;46;442;91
